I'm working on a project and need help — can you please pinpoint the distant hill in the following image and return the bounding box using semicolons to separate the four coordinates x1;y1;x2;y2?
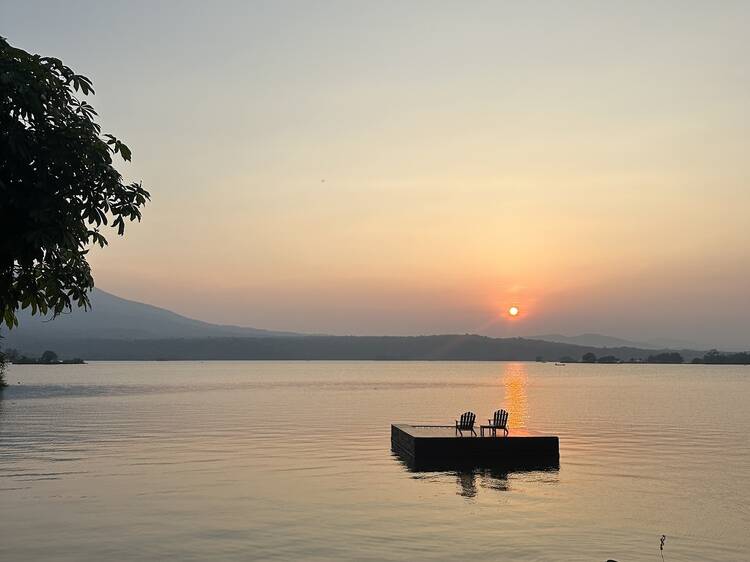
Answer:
3;288;303;342
1;289;711;362
2;334;706;363
530;333;704;350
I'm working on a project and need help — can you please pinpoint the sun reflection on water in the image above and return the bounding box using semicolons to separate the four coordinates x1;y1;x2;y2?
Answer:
502;362;528;430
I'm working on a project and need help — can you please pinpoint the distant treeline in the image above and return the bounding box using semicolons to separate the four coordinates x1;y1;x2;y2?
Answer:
4;349;85;365
554;351;685;364
1;334;715;363
691;350;750;365
559;350;750;365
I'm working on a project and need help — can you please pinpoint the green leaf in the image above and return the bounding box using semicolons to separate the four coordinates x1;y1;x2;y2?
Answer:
0;36;148;326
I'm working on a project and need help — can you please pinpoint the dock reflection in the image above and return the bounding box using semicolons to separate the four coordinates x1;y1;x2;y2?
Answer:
455;469;511;497
392;362;559;497
454;466;559;498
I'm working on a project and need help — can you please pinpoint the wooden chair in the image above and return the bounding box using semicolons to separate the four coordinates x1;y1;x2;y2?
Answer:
455;411;477;436
482;409;509;437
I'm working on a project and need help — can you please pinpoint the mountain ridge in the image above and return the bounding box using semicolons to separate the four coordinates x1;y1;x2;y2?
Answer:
529;333;704;350
0;334;708;362
1;289;714;361
5;288;304;340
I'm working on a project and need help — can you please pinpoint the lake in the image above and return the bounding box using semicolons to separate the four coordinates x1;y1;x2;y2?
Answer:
1;361;748;561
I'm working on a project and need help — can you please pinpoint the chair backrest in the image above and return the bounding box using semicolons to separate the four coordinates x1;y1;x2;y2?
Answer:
494;409;509;427
459;411;476;429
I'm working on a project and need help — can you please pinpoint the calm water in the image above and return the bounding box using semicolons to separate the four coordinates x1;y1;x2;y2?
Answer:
1;361;748;561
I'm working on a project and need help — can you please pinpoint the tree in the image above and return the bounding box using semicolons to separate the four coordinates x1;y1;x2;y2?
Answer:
647;352;684;364
703;349;723;363
0;36;150;329
39;350;59;364
597;355;620;364
701;349;750;365
582;352;597;363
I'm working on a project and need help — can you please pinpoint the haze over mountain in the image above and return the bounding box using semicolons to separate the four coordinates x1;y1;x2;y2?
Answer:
529;333;704;351
5;289;303;341
4;289;709;350
1;289;716;362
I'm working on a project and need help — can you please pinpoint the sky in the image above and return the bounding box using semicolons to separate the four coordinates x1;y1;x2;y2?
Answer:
3;1;750;348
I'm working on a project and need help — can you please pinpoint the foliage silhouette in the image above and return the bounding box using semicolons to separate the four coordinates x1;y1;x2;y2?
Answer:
0;36;150;329
39;350;58;364
647;352;684;364
581;352;597;363
9;349;83;364
596;355;620;363
695;349;750;365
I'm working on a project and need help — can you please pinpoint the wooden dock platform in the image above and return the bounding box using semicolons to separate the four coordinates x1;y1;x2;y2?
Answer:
391;424;559;471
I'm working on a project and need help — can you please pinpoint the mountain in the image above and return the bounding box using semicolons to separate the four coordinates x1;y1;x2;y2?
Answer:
1;334;707;362
530;333;704;350
3;288;303;342
1;290;711;361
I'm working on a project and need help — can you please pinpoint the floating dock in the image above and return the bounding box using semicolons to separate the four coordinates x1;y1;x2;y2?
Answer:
391;424;559;471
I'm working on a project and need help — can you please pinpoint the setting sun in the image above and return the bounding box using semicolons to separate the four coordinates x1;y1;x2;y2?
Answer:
2;5;748;561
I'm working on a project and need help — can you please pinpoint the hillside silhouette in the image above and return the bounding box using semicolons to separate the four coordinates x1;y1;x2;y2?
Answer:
4;334;707;363
6;288;303;340
3;289;710;362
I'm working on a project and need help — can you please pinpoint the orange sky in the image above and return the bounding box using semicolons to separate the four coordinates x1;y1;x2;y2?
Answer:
6;2;750;348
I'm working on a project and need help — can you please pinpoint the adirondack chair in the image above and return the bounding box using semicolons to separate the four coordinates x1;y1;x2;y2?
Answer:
482;409;509;437
455;411;477;436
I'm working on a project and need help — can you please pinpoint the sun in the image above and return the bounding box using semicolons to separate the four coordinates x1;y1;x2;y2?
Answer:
508;306;520;317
